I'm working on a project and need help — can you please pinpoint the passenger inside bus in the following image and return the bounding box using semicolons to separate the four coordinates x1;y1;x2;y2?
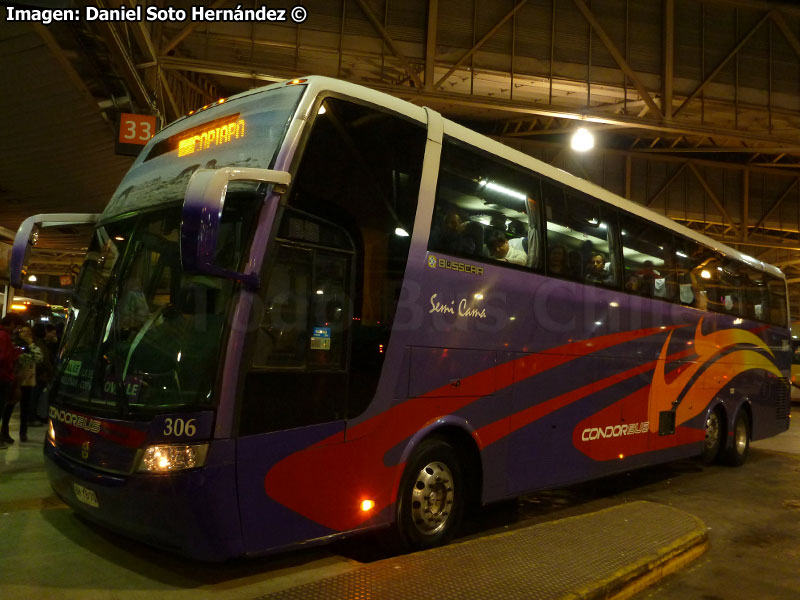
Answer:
487;229;527;265
585;252;613;285
461;221;489;258
547;244;571;277
430;209;466;254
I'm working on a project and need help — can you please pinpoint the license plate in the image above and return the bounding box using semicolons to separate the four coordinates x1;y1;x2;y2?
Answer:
73;483;99;508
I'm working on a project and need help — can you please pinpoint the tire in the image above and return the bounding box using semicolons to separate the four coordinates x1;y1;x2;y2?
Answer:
394;437;464;551
721;410;750;467
700;408;723;465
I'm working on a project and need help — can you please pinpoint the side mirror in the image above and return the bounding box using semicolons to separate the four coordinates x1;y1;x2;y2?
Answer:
180;167;291;290
10;213;100;294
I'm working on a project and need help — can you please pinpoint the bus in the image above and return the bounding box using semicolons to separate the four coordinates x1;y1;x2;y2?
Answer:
6;296;65;328
11;76;790;560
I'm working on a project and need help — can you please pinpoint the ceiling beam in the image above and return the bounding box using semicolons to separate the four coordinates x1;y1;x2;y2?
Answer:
753;177;800;231
571;0;662;118
434;0;529;90
425;0;438;90
159;53;800;148
32;25;117;137
663;0;675;119
771;11;800;59
158;55;286;83
503;124;627;137
646;161;688;207
93;1;156;113
688;162;736;234
352;0;424;88
673;11;772;119
500;137;800;180
631;146;800;154
161;0;228;55
158;69;181;120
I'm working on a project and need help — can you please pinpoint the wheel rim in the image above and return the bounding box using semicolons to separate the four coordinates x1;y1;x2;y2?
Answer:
410;461;454;536
705;412;720;451
734;418;748;454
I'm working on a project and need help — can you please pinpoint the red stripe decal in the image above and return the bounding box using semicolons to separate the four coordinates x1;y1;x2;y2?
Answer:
263;325;683;531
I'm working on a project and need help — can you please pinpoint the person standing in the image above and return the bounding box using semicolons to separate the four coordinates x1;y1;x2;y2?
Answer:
31;324;55;425
0;314;22;449
2;324;42;443
43;324;60;359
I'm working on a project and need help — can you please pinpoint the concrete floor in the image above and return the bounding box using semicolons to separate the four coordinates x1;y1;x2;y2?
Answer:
1;408;799;600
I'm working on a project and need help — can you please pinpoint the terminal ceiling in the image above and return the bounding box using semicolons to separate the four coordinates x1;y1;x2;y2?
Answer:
3;0;800;314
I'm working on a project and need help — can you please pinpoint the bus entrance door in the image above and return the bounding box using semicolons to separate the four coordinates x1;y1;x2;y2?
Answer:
236;237;357;550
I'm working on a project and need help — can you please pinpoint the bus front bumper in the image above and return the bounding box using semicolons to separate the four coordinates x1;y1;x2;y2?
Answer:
44;441;243;561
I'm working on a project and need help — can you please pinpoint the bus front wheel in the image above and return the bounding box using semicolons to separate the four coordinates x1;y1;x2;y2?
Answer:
721;411;750;467
395;437;464;551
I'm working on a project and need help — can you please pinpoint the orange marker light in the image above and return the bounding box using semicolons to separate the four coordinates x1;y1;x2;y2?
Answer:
360;499;375;512
618;454;624;459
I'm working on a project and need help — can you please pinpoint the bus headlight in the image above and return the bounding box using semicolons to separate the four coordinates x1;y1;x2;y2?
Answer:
138;444;209;473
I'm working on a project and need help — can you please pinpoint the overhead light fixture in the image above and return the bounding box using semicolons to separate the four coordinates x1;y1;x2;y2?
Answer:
479;180;526;201
394;227;410;237
571;127;595;152
28;275;37;282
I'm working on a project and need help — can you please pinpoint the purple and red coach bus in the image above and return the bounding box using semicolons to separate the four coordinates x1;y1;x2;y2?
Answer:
11;77;790;560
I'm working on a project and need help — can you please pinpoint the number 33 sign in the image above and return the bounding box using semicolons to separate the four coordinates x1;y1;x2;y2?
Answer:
116;113;158;156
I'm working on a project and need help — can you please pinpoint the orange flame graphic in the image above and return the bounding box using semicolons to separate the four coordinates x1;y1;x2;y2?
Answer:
648;319;781;429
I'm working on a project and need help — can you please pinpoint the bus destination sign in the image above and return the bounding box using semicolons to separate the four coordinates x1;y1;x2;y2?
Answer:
178;118;246;157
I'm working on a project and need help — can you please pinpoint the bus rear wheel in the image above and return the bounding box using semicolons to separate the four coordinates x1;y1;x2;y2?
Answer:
395;438;464;551
721;411;750;467
701;408;723;465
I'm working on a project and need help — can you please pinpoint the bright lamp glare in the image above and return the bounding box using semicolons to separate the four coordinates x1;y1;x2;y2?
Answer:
140;444;209;472
395;227;410;237
571;127;595;152
28;275;37;282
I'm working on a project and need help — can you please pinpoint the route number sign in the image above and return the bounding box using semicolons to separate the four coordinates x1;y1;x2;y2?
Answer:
116;113;157;157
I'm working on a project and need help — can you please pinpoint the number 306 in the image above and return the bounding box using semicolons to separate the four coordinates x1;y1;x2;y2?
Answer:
163;418;197;437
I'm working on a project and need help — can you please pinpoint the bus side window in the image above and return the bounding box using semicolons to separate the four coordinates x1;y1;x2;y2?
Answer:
430;139;542;270
618;215;675;299
719;260;745;317
743;268;768;322
674;238;714;310
543;182;619;288
767;276;788;327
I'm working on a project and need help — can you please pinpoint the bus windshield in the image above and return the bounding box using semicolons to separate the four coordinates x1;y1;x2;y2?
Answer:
54;187;262;417
51;83;305;417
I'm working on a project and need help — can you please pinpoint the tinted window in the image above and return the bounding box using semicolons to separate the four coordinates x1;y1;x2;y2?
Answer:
673;237;712;309
742;266;770;322
767;276;788;327
543;182;619;288
618;215;676;300
430;139;542;270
